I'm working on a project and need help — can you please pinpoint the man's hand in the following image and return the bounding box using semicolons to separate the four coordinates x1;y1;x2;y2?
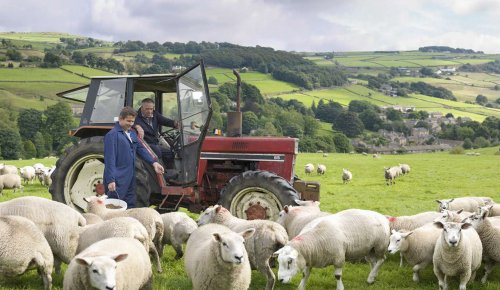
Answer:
108;182;116;192
153;162;164;174
135;125;144;139
173;120;179;129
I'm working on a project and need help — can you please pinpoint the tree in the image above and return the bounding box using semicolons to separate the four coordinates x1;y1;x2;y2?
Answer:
43;52;63;67
71;51;85;65
23;140;36;159
208;76;218;85
476;94;488;105
463;138;473;149
254;122;279;136
419;67;434;76
0;128;23;160
242;111;259;135
359;109;383;131
44;102;75;152
18;109;43;141
445;113;454;118
348;100;378;113
385;108;403;121
333;111;364;138
6;49;22;61
332;133;352;153
303;115;319;137
33;131;47;157
473;136;490;148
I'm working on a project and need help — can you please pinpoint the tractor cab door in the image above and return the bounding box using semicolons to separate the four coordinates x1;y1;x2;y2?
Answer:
175;62;212;185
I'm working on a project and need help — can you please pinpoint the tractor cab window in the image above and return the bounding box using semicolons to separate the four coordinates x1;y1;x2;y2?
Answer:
90;78;126;124
178;66;210;145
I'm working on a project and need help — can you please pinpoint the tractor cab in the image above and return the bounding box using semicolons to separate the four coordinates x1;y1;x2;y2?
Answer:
51;62;212;211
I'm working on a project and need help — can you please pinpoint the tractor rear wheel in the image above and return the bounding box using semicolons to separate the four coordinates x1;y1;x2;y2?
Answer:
50;137;106;212
219;171;299;220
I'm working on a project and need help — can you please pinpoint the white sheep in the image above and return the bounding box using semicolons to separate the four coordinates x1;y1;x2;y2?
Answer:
294;199;321;207
84;195;164;259
41;166;56;187
434;209;474;223
198;205;288;290
387;211;442;231
184;223;255;290
274;209;390;290
276;203;329;238
384;166;399;185
304;163;314;175
0;196;85;273
479;204;500;217
63;237;153;290
342;168;352;184
436;197;491;212
388;226;441;282
466;210;500;283
0;173;24;194
160;212;198;259
0;163;18;175
399;163;411;175
433;221;482;290
19;166;36;184
77;216;161;273
33;163;45;185
316;164;326;175
0;215;53;290
322;153;329;157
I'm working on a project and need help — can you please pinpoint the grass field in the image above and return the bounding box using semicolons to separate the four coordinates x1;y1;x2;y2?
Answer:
0;147;499;289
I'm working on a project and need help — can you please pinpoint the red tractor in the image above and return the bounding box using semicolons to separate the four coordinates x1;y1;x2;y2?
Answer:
50;61;319;220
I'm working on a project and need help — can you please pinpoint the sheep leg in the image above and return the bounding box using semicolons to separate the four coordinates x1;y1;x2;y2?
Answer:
481;261;496;284
412;261;429;282
54;257;62;274
333;267;344;290
399;254;404;267
149;241;163;273
298;266;311;290
367;257;385;284
173;242;184;259
256;258;275;290
459;270;471;290
35;253;52;290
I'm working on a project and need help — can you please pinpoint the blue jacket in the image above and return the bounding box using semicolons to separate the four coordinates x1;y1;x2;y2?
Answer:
103;122;156;195
134;109;175;145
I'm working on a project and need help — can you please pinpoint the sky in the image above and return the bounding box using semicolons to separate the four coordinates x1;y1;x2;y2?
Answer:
1;0;500;53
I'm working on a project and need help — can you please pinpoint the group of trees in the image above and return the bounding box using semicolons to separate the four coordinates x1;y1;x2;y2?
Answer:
0;102;76;160
418;46;482;54
439;116;500;149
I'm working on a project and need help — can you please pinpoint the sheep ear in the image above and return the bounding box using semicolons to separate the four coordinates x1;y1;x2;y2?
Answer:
449;198;454;203
215;205;222;213
83;197;91;203
284;205;289;213
461;223;472;230
213;233;222;242
240;228;255;240
434;221;444;229
457;209;464;214
402;231;413;238
295;199;304;206
435;200;442;204
480;210;489;219
112;253;128;263
391;229;397;234
273;248;284;257
76;257;93;266
314;201;320;207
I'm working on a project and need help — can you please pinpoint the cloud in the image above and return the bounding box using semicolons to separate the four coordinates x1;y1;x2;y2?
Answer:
1;0;500;53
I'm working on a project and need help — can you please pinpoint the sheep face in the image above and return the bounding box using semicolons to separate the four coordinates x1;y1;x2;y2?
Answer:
435;222;470;248
436;199;454;212
274;245;303;284
213;229;255;264
388;230;411;254
76;254;128;290
197;206;216;226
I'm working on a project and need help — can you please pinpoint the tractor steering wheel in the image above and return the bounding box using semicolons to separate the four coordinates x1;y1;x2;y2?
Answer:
160;128;181;152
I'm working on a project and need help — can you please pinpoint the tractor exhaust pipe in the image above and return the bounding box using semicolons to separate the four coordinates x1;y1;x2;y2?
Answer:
227;69;242;137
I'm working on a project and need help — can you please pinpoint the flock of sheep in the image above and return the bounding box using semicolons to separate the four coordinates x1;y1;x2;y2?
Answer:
0;163;56;194
303;160;411;186
1;192;500;290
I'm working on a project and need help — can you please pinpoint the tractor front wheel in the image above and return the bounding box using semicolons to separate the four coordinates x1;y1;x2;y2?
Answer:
219;171;299;220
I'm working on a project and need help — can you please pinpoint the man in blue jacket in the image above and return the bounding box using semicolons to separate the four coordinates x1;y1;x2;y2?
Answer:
134;98;178;165
104;106;164;208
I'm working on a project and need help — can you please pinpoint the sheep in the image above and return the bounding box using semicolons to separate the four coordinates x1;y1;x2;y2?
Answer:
185;223;255;290
274;209;390;290
399;163;411;175
19;165;36;184
63;237;153;290
433;221;482;290
82;213;104;225
434;209;474;223
322;153;329;157
342;168;352;184
42;166;56;187
0;173;24;194
479;204;500;217
84;195;164;259
384;166;399;185
304;163;314;175
436;197;491;212
388;226;441;282
466;210;500;283
160;212;198;259
0;196;85;273
316;164;326;175
294;199;321;208
387;211;443;231
33;163;45;184
0;163;18;175
198;205;288;290
276;204;329;238
0;215;53;290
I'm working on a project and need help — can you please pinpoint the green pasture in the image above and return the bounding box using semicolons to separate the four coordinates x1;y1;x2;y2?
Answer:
0;68;88;82
0;90;57;111
163;53;192;59
0;32;75;43
0;147;499;289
